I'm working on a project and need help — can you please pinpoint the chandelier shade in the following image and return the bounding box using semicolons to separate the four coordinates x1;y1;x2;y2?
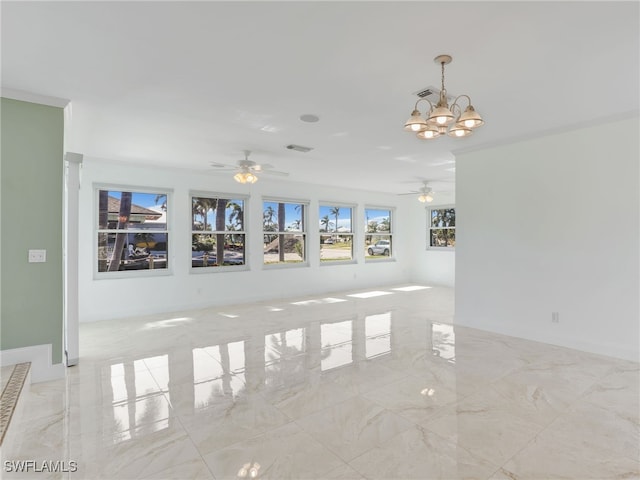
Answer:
429;105;455;126
404;55;484;140
416;124;441;139
448;124;472;138
456;105;484;129
404;109;428;132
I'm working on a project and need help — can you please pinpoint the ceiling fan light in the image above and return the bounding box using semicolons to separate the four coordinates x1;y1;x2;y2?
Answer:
246;172;258;184
418;193;434;203
404;109;427;132
234;170;258;184
457;105;484;129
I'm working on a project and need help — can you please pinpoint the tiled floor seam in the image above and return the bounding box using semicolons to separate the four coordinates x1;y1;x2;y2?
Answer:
173;414;218;480
291;396;416;465
485;409;564;480
418;424;504;476
183;415;297;457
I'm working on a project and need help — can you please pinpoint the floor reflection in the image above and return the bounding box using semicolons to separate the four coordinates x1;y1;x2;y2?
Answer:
265;328;307;388
321;320;353;372
109;310;440;416
9;286;635;480
103;300;457;436
365;312;391;359
431;322;455;364
108;361;170;444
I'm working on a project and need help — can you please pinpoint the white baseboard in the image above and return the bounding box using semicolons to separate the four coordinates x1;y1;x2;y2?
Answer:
453;317;640;363
0;345;65;383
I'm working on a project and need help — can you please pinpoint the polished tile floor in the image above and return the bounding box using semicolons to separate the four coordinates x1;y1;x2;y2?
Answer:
2;285;639;479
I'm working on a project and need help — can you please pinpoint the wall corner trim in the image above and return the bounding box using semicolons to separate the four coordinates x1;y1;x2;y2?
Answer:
0;345;65;383
65;152;84;164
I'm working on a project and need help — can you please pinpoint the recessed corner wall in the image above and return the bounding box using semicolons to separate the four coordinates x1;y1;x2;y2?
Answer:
455;116;639;361
408;203;456;288
1;97;64;364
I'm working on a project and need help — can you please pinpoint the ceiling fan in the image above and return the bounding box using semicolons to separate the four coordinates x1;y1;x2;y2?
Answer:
398;181;435;203
210;150;289;184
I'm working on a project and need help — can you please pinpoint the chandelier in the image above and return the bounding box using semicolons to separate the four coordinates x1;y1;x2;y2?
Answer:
404;54;484;139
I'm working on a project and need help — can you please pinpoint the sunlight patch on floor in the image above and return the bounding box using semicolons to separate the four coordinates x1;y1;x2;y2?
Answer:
347;290;394;299
291;297;348;306
392;286;431;292
143;317;194;329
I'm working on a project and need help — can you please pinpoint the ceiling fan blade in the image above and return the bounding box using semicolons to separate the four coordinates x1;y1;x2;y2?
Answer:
397;191;420;196
261;169;289;177
212;155;288;177
253;163;275;171
210;162;237;169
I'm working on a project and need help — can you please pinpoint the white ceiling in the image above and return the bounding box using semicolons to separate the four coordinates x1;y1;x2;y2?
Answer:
1;1;638;196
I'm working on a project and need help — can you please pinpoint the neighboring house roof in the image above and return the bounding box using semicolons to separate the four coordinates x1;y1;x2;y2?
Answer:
108;196;163;224
144;206;167;224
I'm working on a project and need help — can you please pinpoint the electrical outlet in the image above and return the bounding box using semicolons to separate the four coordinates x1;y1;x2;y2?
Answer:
28;249;47;263
552;312;559;323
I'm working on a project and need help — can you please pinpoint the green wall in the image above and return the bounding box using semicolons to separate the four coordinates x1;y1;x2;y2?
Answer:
1;97;64;363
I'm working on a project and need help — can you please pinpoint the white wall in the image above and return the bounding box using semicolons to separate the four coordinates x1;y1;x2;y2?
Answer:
408;199;456;288
78;159;413;322
455;116;639;361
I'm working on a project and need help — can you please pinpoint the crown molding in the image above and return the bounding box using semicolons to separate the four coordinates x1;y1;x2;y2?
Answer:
1;88;70;108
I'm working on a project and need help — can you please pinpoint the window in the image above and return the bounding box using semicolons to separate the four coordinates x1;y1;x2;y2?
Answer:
429;207;455;248
365;207;392;258
191;195;246;268
96;188;169;274
319;204;354;262
263;200;307;265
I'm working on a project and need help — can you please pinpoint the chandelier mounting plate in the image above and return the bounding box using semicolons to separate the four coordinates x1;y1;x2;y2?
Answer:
434;54;452;65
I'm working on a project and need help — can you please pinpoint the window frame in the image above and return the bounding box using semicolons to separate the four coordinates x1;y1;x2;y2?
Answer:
262;197;309;269
319;202;356;265
427;205;456;250
190;191;249;273
364;206;394;261
94;184;172;279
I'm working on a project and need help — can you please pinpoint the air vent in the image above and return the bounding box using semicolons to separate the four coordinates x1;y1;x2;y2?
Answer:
286;144;313;153
413;85;454;103
415;87;436;98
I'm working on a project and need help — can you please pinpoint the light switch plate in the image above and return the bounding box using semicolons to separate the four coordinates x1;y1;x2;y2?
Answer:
28;249;47;263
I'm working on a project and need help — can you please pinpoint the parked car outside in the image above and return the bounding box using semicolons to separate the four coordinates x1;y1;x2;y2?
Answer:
367;240;390;256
